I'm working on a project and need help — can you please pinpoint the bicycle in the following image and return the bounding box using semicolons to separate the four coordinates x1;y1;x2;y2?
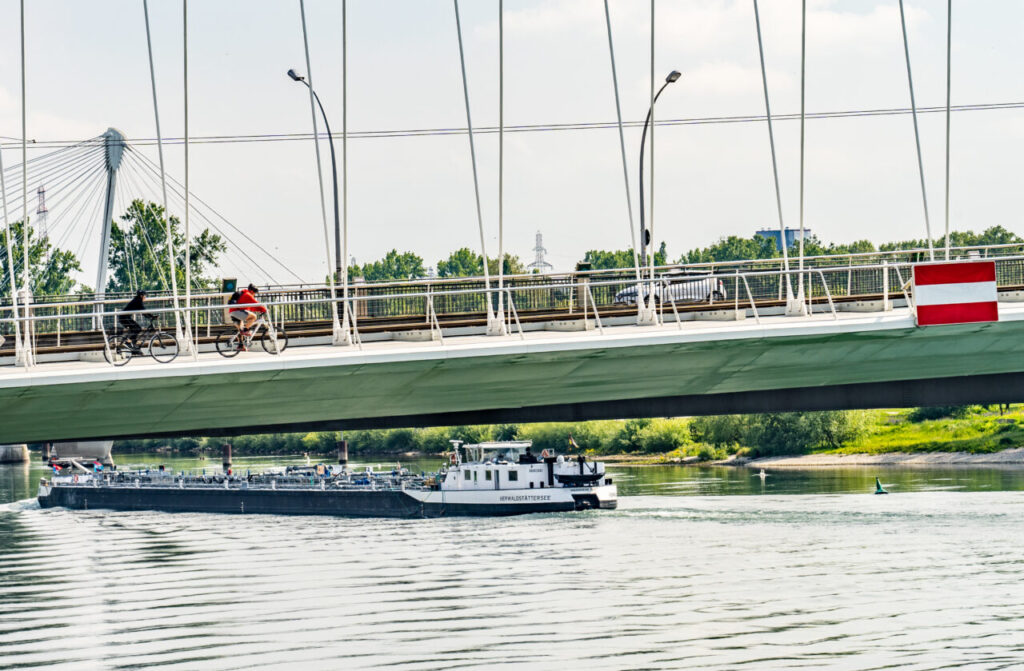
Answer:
103;313;180;366
216;313;289;357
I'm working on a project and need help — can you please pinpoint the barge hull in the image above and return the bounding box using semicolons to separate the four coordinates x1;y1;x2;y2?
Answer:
37;486;583;518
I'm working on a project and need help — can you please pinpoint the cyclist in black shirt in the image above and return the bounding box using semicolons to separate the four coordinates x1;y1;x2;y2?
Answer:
119;290;147;352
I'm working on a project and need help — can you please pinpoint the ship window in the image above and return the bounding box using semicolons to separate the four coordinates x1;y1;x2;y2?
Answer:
485;470;492;481
529;482;534;488
464;470;471;481
473;470;477;481
540;482;545;488
508;471;519;482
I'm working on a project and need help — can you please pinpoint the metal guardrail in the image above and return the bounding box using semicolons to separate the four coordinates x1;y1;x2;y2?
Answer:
3;252;1024;368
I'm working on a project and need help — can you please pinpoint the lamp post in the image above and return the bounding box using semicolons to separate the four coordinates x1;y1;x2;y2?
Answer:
288;68;342;281
638;70;681;266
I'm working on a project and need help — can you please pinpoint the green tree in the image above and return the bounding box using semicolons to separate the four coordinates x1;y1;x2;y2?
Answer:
437;247;483;277
0;220;82;297
436;248;524;278
583;242;667;270
106;200;226;294
487;254;526;276
355;249;426;281
879;226;1023;252
682;235;778;264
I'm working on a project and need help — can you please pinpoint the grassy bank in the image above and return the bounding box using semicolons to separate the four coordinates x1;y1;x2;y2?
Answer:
829;407;1024;455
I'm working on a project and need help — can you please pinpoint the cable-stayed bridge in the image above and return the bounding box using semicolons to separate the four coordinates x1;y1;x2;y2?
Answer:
3;1;1022;444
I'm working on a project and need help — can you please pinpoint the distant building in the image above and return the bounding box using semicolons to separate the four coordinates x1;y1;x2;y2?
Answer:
755;227;811;251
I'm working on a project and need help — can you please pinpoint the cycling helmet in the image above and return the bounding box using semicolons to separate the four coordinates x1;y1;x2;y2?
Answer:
247;283;259;293
136;289;147;297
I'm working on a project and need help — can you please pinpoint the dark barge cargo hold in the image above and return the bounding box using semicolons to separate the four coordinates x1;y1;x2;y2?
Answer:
37;441;617;518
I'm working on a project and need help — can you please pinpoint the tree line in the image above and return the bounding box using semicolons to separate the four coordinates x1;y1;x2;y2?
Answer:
4;196;1019;299
114;412;869;461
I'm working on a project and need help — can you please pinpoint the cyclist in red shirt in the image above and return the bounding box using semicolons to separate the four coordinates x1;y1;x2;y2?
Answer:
227;284;266;345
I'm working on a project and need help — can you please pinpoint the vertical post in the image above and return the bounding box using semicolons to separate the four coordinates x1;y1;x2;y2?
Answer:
337;438;348;467
19;0;33;367
495;0;506;333
797;0;806;300
341;0;351;335
648;0;655;288
221;443;232;472
943;0;952;261
183;0;195;356
882;260;890;311
20;0;29;303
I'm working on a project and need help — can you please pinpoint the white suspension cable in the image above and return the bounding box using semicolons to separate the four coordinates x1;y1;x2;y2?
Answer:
184;0;194;350
944;0;952;261
798;0;806;299
752;0;794;301
648;0;655;286
19;0;32;366
143;0;185;343
898;0;935;261
341;0;350;331
603;0;641;283
453;0;493;319
298;0;342;341
497;0;505;329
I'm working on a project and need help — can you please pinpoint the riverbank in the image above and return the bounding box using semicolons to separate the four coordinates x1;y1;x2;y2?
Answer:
747;448;1024;468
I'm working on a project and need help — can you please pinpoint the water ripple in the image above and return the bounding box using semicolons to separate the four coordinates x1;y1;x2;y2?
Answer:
2;489;1024;669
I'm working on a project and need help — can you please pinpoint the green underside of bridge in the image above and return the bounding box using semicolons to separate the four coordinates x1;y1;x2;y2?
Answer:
2;319;1024;443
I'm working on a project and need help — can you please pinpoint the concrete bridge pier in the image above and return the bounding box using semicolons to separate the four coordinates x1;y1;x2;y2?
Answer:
0;445;29;463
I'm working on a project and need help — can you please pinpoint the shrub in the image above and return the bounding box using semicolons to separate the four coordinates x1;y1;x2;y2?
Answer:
690;415;751;447
635;418;691;453
908;405;973;422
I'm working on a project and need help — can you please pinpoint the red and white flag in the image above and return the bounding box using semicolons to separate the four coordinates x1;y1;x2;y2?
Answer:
913;261;999;326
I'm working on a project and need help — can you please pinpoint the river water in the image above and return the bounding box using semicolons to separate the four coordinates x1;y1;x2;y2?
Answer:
3;455;1024;670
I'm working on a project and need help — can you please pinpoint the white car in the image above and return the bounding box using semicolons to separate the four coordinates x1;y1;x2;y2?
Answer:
614;275;727;306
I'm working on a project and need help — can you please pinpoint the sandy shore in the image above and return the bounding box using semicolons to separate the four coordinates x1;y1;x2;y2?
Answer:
748;448;1024;468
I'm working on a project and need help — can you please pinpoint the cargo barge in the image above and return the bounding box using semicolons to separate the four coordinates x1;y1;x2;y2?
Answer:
37;441;617;518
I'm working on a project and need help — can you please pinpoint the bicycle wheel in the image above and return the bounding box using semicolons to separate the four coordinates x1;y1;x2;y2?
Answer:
102;334;133;367
216;330;242;358
260;328;289;355
149;331;179;363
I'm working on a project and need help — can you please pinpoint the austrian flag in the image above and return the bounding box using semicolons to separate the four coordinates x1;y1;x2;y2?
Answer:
913;261;999;326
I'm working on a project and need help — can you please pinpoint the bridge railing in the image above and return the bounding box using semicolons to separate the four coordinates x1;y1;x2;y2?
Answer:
4;254;1024;364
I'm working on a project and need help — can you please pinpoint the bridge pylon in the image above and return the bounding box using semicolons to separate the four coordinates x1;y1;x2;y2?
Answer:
94;128;126;326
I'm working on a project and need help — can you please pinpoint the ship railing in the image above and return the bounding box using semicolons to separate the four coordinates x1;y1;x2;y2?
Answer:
4;254;1024;367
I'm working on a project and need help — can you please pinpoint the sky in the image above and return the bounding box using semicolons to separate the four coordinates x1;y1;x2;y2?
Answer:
0;0;1023;286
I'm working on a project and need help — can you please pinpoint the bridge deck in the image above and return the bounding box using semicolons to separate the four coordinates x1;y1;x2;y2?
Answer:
2;303;1023;443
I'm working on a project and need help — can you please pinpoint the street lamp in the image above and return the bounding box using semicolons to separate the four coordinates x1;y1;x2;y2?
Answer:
287;68;342;281
638;70;681;266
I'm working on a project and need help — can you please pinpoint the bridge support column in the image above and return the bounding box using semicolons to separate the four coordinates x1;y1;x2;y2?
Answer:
337;439;348;468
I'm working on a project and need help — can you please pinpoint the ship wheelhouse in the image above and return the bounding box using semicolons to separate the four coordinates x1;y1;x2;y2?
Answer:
441;440;611;493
